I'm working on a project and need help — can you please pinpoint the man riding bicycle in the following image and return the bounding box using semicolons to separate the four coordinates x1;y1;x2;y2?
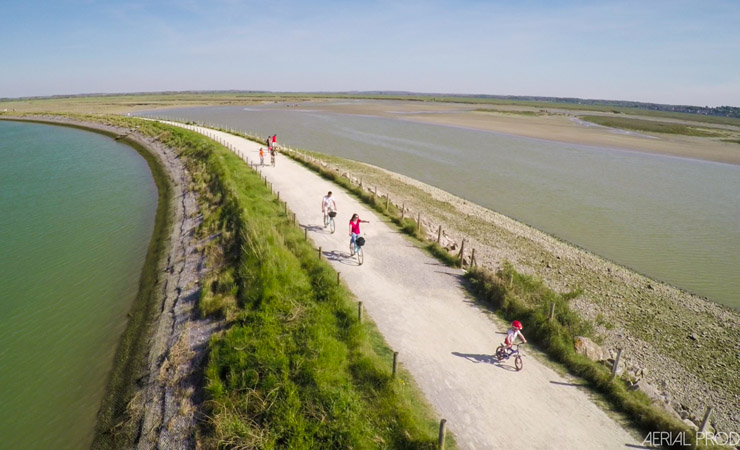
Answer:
322;191;337;227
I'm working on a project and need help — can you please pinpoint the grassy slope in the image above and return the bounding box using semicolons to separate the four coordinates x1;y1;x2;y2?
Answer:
108;119;448;448
192;139;445;448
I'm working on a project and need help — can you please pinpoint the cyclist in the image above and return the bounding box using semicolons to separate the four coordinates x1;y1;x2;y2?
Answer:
259;148;264;165
503;320;527;353
349;213;369;255
322;191;337;227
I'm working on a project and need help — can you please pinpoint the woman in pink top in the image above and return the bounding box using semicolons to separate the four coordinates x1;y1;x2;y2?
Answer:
349;213;368;255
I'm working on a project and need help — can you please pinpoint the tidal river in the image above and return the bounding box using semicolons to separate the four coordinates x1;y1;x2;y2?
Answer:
144;102;740;309
0;121;157;448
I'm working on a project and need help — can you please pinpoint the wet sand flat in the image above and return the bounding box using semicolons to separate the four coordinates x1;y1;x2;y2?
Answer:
304;100;740;165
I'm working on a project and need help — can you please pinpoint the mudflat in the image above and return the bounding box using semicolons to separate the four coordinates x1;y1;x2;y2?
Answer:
298;100;740;165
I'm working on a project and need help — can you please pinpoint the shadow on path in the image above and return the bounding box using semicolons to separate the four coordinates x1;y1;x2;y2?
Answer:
549;381;587;388
301;224;324;232
323;249;361;266
452;352;496;365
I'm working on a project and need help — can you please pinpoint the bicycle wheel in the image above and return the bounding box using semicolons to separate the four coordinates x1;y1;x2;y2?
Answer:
356;246;364;265
495;345;507;361
515;355;523;371
329;218;335;233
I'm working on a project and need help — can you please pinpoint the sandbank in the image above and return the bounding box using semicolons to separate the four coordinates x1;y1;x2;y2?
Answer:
300;100;740;166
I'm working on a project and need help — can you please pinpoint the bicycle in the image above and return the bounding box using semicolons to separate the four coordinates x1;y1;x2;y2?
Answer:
350;235;365;265
495;343;525;371
324;210;337;233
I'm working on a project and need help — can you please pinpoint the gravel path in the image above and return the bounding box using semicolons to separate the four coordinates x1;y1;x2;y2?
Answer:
172;123;641;449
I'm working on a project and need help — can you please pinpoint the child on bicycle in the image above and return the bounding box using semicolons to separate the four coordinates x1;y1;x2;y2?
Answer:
349;213;368;255
504;320;527;353
259;148;264;165
322;191;337;227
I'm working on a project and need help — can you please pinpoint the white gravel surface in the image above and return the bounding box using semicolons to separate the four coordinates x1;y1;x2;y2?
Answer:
172;123;642;450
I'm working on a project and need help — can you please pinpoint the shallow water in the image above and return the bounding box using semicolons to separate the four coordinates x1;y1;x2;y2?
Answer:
0;121;157;448
143;102;740;309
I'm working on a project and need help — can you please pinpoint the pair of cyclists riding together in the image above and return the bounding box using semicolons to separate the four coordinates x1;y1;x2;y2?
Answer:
321;191;368;256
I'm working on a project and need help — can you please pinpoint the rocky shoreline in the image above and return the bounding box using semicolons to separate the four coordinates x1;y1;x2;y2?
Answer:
291;147;739;434
2;116;215;448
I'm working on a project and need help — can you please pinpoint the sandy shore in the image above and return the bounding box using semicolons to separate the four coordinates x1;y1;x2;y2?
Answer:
296;100;740;166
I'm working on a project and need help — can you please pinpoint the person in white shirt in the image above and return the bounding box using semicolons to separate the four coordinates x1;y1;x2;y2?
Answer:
504;320;527;352
321;191;337;227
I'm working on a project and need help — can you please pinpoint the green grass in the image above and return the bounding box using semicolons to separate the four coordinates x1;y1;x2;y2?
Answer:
9;114;451;448
116;119;449;448
579;115;721;137
464;264;699;449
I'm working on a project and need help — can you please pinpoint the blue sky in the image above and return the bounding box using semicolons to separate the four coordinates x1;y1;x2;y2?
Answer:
2;0;739;106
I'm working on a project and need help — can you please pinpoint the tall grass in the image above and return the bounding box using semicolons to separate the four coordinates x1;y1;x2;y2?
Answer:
118;120;448;448
465;264;697;449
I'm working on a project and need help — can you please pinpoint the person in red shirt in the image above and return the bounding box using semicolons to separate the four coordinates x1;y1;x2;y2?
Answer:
349;213;369;255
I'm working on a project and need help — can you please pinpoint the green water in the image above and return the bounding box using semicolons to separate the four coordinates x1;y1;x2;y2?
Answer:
0;121;157;449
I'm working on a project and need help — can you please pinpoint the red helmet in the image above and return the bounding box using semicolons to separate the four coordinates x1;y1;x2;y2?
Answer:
512;320;523;330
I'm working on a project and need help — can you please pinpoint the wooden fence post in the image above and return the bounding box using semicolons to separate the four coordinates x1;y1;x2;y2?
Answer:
305;228;308;240
611;348;623;380
392;352;399;378
318;247;322;259
438;419;447;449
471;248;477;268
699;406;713;432
358;302;363;322
458;239;466;265
549;303;555;321
416;213;421;233
401;204;405;220
437;225;442;244
337;272;341;285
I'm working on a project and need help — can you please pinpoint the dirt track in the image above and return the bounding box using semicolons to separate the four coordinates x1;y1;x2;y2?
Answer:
173;122;641;449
